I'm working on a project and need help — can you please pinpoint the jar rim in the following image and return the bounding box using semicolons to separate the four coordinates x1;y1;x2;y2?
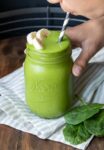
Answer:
26;47;71;64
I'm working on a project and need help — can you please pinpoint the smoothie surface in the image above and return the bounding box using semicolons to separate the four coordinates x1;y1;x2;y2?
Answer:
27;31;71;54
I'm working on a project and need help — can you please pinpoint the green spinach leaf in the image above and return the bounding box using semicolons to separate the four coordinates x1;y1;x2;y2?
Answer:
63;123;91;145
64;104;104;125
84;109;104;136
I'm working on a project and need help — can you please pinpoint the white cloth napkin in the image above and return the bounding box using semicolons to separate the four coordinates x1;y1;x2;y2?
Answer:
0;47;104;150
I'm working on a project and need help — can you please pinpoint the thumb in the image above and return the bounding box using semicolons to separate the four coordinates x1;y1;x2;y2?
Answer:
65;25;87;76
65;22;100;76
72;41;98;76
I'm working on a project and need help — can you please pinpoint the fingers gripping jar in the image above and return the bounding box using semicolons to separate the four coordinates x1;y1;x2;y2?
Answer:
24;31;73;118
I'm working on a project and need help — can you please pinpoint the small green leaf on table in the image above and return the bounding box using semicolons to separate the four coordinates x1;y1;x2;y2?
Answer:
64;104;104;125
63;123;91;145
84;109;104;136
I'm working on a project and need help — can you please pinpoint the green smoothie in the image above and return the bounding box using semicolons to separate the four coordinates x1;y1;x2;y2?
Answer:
24;30;73;118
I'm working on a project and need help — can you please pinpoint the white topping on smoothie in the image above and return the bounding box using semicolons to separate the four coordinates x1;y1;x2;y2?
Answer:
27;32;36;45
27;29;50;50
36;28;50;42
32;37;43;50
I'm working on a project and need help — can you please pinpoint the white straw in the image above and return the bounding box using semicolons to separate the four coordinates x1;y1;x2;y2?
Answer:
58;12;70;42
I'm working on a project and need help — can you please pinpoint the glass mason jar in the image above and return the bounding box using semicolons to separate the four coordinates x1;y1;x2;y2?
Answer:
24;31;73;118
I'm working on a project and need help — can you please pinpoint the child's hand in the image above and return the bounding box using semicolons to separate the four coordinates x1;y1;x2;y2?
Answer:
48;0;104;19
65;16;104;76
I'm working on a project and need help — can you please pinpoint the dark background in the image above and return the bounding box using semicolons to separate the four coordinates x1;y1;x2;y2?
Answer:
0;0;54;12
0;0;88;39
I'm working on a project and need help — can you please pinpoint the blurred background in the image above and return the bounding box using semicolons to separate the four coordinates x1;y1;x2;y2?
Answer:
0;0;88;39
0;0;50;11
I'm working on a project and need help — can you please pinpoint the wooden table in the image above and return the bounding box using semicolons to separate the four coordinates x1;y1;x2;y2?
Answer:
0;36;104;150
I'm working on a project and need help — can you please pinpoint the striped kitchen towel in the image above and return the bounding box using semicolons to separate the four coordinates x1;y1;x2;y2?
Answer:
0;47;104;150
